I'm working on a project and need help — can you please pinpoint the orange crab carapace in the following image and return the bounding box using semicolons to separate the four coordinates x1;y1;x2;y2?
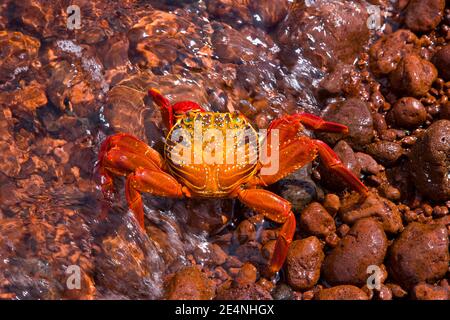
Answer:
97;88;368;275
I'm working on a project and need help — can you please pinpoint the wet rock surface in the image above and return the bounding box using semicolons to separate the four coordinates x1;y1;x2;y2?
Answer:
216;283;272;300
388;97;427;129
316;285;369;300
165;266;215;300
0;0;449;301
369;29;420;76
318;98;374;150
432;44;450;80
405;0;445;33
276;0;370;70
299;203;336;240
389;54;438;97
339;193;403;234
412;283;449;300
388;222;449;289
409;120;450;201
322;218;388;286
286;237;324;291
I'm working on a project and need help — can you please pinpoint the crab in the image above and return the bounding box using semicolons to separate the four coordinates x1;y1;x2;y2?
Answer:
97;88;368;275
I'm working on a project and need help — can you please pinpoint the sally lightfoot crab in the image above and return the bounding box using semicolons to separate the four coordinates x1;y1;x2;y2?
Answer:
97;88;369;275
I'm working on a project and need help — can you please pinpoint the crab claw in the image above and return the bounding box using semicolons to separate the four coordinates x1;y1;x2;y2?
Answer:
148;88;205;128
268;113;349;135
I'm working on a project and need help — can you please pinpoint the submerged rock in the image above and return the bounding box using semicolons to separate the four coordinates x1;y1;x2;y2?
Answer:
276;0;370;70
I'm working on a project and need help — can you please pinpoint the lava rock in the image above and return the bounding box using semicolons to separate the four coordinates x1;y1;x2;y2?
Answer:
206;0;253;28
369;29;419;76
249;0;289;28
323;194;340;216
366;141;403;166
278;166;319;212
286;237;325;291
409;120;450;201
322;218;388;286
318;63;362;98
441;101;450;120
389;54;438;97
318;98;374;150
316;285;369;300
388;222;449;289
271;283;294;300
355;152;384;175
276;0;369;70
234;220;256;244
210;244;228;265
299;202;336;239
339;192;403;234
388;97;427;129
0;31;40;83
405;0;445;33
97;233;162;299
234;262;258;286
432;44;450;81
216;283;272;300
128;11;212;71
165;266;215;300
211;23;258;65
412;283;449;300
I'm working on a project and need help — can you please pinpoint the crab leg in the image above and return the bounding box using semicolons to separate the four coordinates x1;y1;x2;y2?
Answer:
149;88;204;128
314;139;369;196
126;168;185;228
260;113;368;196
237;188;296;275
99;133;164;169
268;113;349;134
259;136;318;186
98;133;188;228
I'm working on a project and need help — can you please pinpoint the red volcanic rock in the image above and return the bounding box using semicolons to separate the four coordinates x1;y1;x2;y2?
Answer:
299;203;336;239
432;44;450;81
340;192;403;234
412;283;449;300
165;266;215;300
316;285;369;300
249;0;289;28
234;262;258;286
276;0;369;70
366;141;403;166
322;218;388;286
369;29;420;76
388;97;427;129
234;220;256;244
389;54;438;97
388;222;449;289
286;237;325;291
128;11;213;71
409;120;450;201
211;23;259;65
405;0;445;33
206;0;253;28
318;98;374;150
0;31;40;83
216;283;272;300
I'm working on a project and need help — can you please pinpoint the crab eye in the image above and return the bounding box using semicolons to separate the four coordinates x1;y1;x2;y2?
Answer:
183;116;192;124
